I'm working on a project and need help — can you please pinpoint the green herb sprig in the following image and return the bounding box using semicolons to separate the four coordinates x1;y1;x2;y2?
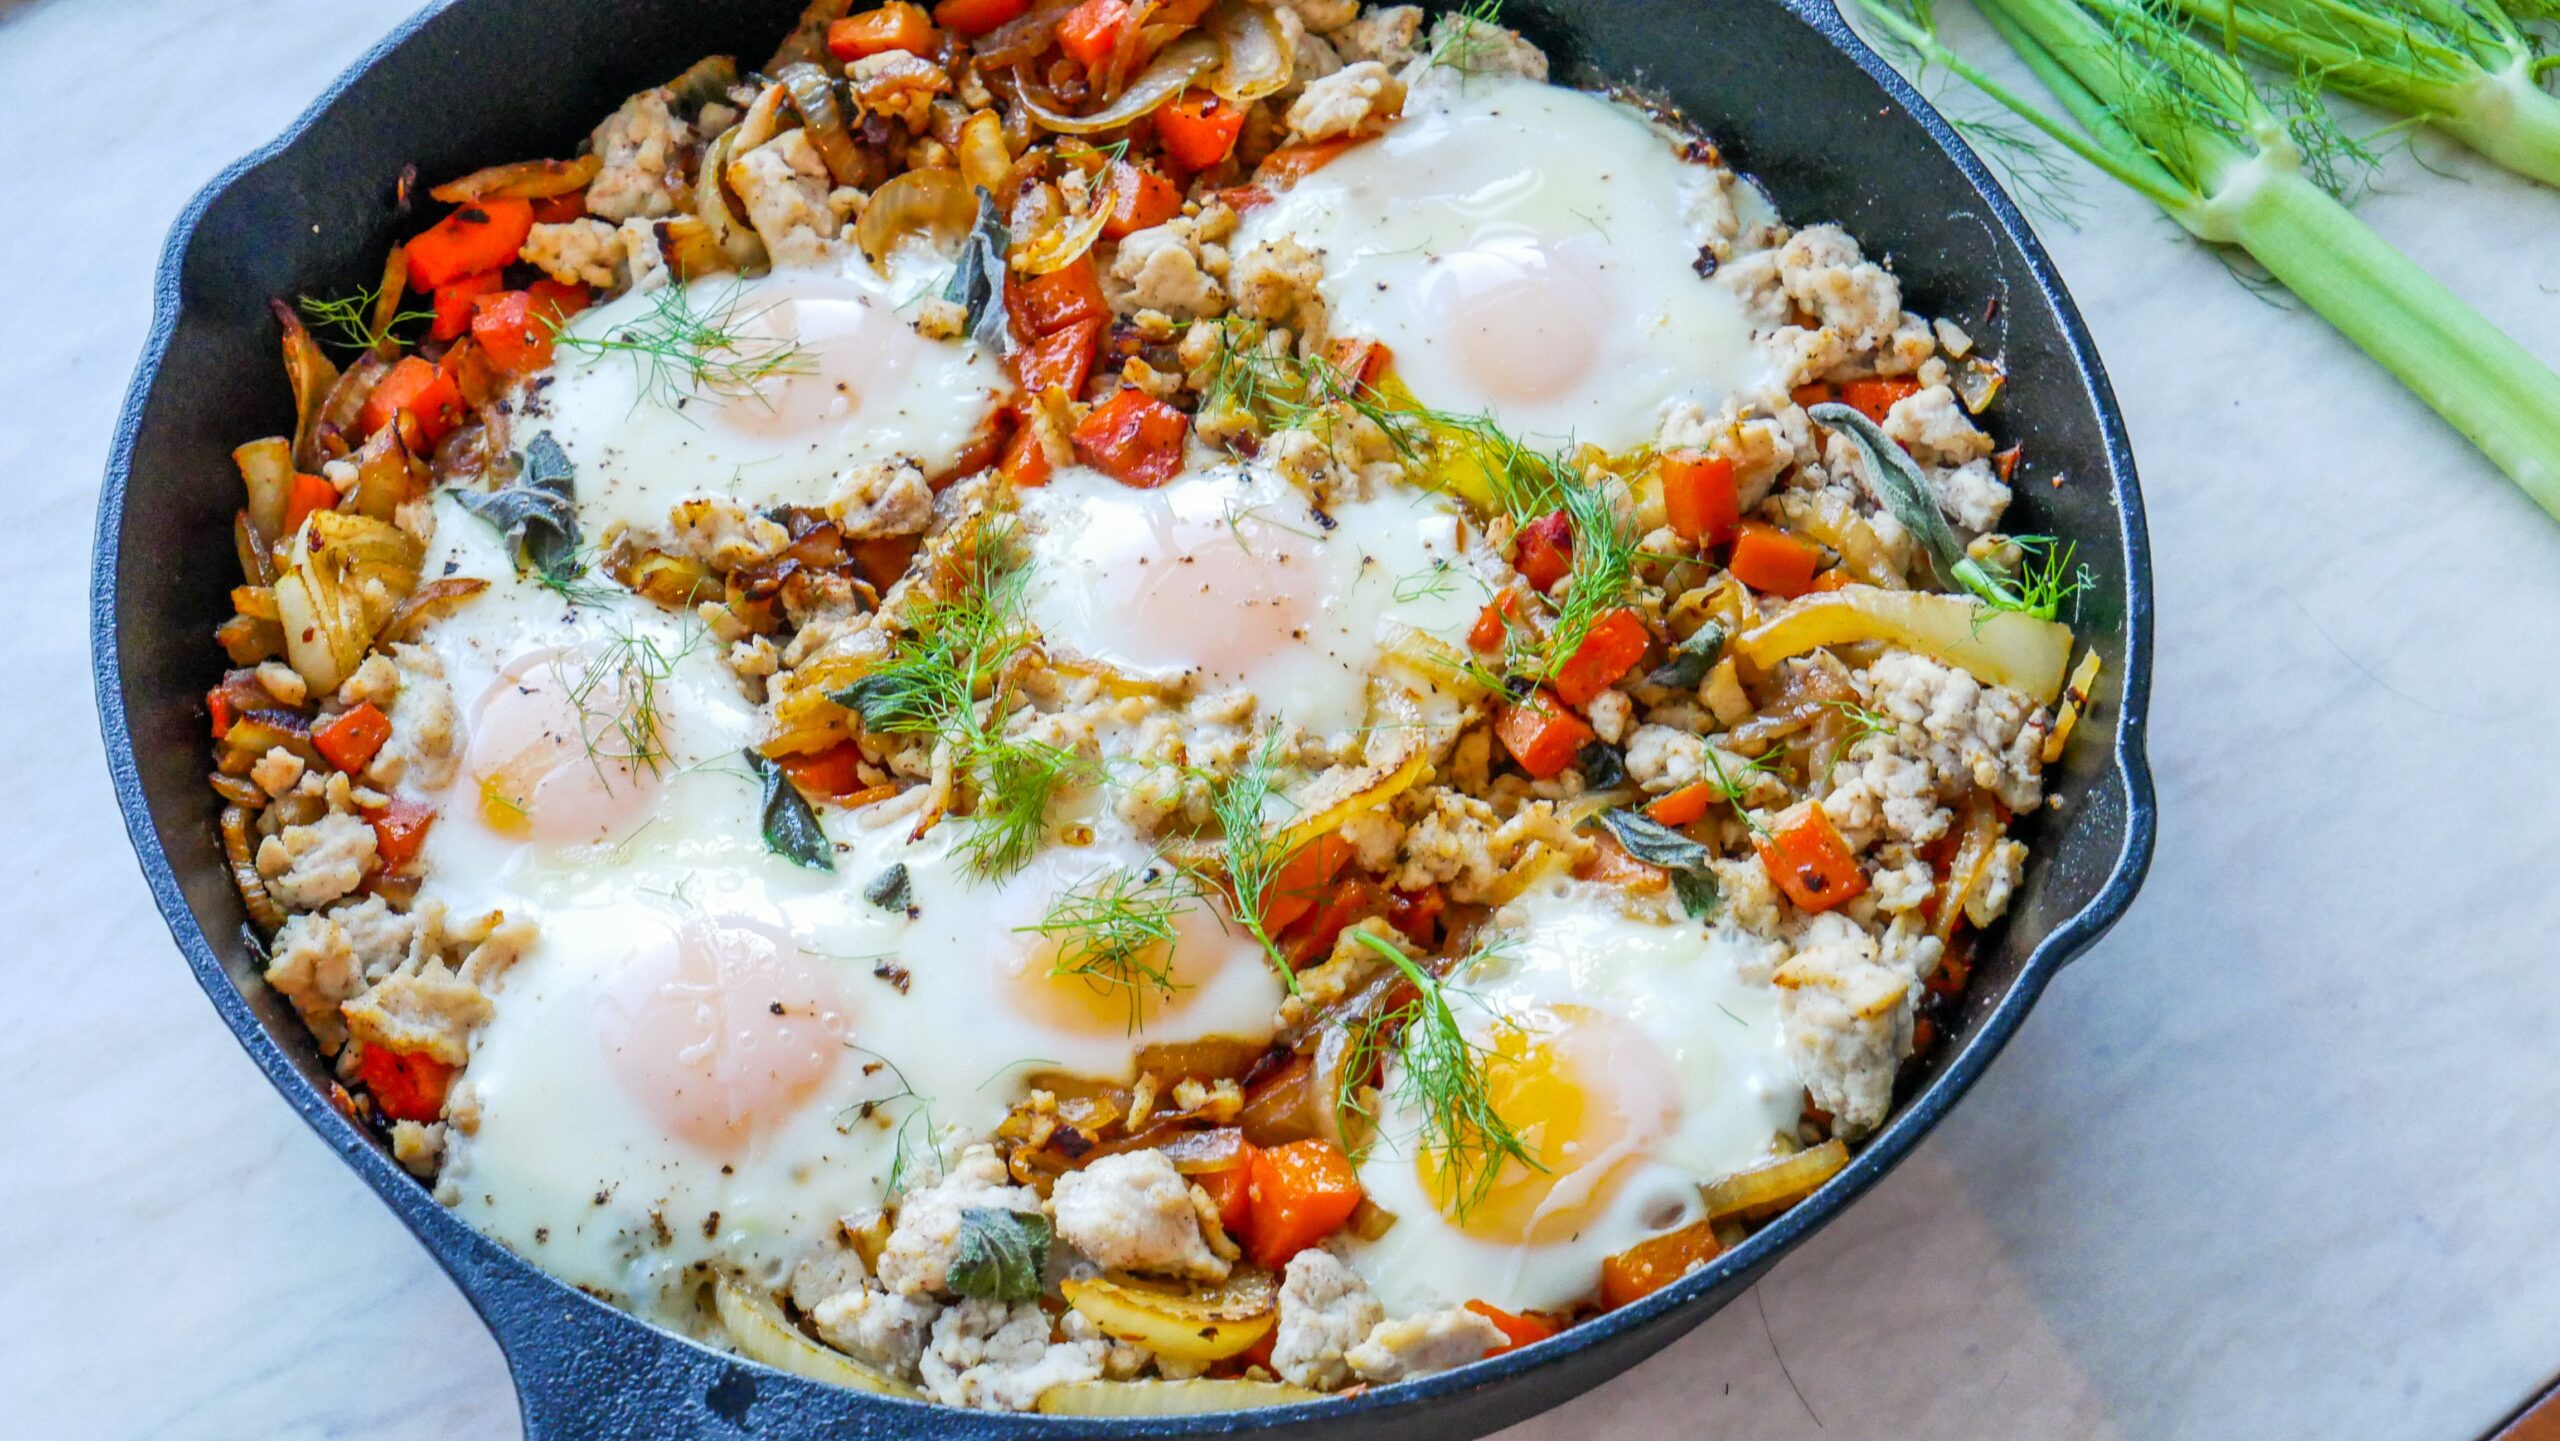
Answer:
1337;929;1542;1221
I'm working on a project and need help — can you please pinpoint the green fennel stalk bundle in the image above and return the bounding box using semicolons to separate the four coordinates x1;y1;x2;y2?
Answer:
1857;0;2560;521
2156;0;2560;189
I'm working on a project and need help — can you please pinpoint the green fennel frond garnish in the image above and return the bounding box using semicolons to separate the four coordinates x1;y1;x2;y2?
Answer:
1430;0;1512;74
554;280;814;406
1539;477;1641;676
1020;864;1201;1033
1337;929;1542;1221
1970;535;2095;621
568;618;705;782
1702;743;1779;838
1198;729;1306;994
298;284;432;354
826;523;1084;878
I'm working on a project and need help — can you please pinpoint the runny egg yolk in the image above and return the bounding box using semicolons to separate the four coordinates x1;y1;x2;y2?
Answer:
1004;897;1240;1037
465;646;664;841
594;915;850;1156
1422;1006;1681;1244
1421;235;1610;409
1059;486;1315;685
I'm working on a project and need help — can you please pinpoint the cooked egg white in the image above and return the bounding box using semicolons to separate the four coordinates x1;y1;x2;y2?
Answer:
1014;459;1485;740
1345;879;1801;1316
1234;74;1762;451
410;497;1283;1311
515;257;1007;540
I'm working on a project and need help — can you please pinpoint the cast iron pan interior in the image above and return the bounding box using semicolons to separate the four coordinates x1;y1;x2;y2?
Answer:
92;0;2157;1436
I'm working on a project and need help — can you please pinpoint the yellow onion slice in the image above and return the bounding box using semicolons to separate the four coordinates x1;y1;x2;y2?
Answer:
1699;1140;1850;1225
1037;1379;1322;1415
1737;587;2073;704
857;167;981;267
1059;1269;1279;1363
1205;0;1296;102
1017;34;1221;134
428;155;600;203
709;1277;917;1397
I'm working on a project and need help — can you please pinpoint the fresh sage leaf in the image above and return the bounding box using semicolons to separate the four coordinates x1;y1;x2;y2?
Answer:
1595;808;1722;920
947;1207;1050;1302
864;862;913;914
1645;621;1726;691
744;749;835;872
455;432;582;587
1807;402;2011;605
830;671;933;732
944;188;1012;353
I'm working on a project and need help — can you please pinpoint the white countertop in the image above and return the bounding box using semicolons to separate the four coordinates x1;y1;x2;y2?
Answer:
8;1;2558;1436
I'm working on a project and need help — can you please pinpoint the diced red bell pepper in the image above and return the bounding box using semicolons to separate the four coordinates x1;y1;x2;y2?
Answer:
358;356;465;447
281;471;341;538
1279;876;1389;969
470;290;552;373
356;1043;455;1124
313;702;393;775
367;797;437;872
1492;690;1594;780
430;271;502;342
405;198;533;290
934;0;1032;35
1013;317;1103;395
1386;885;1445;947
1549;607;1649;708
1513;510;1572;592
1468;588;1527;653
1757;806;1868;913
1072;388;1189;487
782;741;870;797
1156;88;1246;170
1661;449;1740;548
1258;832;1354;935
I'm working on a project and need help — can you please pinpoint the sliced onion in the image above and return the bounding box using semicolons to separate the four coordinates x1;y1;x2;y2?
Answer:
347;426;418;522
270;302;339;471
1737;587;2073;704
666;54;744;113
777;62;870;187
709;1277;917;1396
958;109;1014;193
1037;1379;1321;1416
1017;33;1221;133
1012;180;1112;274
856;167;979;267
1153;1126;1249;1172
232;436;295;545
976;0;1085;67
1205;0;1295;102
1931;794;2003;945
427;154;600;203
376;577;490;647
311;353;390;464
1699;1140;1850;1224
1060;1269;1278;1362
221;805;286;931
695;125;770;271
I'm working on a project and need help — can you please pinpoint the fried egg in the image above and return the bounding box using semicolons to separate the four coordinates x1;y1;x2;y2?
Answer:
1014;459;1485;740
1345;879;1802;1316
408;496;1283;1310
1234;73;1762;451
517;258;1006;540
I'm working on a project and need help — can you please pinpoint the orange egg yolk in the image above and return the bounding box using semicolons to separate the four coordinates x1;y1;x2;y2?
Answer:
1420;1006;1679;1243
1416;236;1608;408
1054;484;1318;688
466;646;666;842
595;915;850;1155
1000;877;1235;1037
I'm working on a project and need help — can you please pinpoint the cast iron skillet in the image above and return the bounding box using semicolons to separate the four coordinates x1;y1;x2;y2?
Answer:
93;0;2156;1435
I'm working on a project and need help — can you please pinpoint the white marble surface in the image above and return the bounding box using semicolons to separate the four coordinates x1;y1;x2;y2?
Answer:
8;0;2559;1436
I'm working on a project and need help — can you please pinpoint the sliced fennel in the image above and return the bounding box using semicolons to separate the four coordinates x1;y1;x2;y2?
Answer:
2153;0;2560;189
1857;0;2560;522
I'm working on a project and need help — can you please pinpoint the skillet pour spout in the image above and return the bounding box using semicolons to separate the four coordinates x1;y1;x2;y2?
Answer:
91;0;2155;1435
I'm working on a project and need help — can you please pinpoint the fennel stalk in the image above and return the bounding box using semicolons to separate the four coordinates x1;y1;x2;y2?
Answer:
1859;0;2560;521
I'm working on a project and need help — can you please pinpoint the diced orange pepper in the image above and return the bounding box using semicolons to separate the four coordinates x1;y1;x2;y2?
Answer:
527;276;591;322
1012;316;1102;395
1643;782;1716;828
1193;1140;1262;1235
1008;256;1109;340
358;356;466;447
313;702;393;774
367;797;436;872
1729;521;1822;598
934;0;1031;34
781;741;869;797
1468;588;1526;653
1253;136;1363;189
1057;0;1129;72
430;271;502;342
1258;831;1354;935
207;688;240;740
1660;449;1740;548
405;198;533;289
1072;388;1190;487
999;420;1054;487
1550;607;1649;707
1790;382;1836;409
1243;1138;1365;1270
530;191;587;224
1513;511;1572;592
1757;806;1868;913
470;289;571;373
829;1;938;59
356;1043;455;1124
1492;691;1594;780
1840;375;1921;423
1156;88;1246;169
281;471;341;537
1464;1300;1558;1356
1100;161;1183;239
1810;567;1855;592
1599;1217;1724;1309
